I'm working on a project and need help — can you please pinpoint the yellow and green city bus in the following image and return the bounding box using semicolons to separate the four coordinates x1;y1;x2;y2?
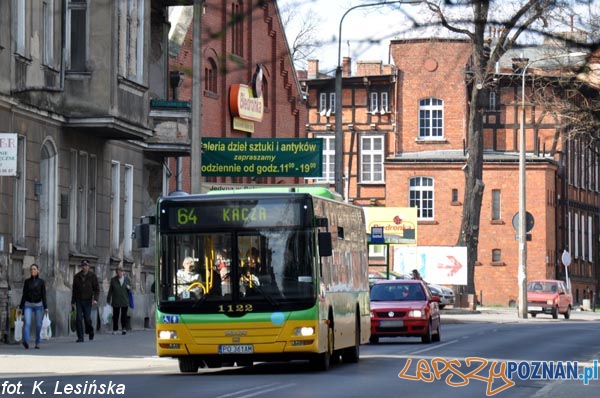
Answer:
151;187;370;372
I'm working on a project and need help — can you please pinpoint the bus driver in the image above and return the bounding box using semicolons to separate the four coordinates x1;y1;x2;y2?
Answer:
177;257;202;298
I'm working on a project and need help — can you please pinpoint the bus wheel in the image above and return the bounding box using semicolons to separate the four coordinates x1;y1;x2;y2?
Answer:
178;357;199;373
310;323;333;371
341;313;360;363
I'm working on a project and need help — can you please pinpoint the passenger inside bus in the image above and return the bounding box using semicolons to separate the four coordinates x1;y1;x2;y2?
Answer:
176;257;202;299
239;266;260;296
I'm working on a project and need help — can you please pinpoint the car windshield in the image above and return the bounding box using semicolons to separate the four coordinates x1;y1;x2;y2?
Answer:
527;281;559;293
371;283;426;301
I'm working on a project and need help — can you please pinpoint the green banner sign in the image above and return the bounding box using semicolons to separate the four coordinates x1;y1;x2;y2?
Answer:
201;138;323;177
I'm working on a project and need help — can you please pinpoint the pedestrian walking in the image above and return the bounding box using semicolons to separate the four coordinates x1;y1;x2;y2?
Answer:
18;264;48;349
71;260;100;342
106;267;131;335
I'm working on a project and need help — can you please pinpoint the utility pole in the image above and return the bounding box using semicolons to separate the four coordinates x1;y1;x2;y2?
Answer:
191;0;203;194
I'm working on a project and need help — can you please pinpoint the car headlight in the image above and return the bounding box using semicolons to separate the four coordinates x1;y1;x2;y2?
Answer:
158;330;178;340
294;327;315;336
409;310;423;318
547;300;554;305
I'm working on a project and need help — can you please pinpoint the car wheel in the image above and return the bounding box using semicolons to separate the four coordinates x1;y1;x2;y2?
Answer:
369;335;379;344
552;306;559;319
421;320;433;344
564;306;571;319
432;321;441;342
530;313;536;318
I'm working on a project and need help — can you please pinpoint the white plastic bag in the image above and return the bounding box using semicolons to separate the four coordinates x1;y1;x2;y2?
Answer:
40;313;52;340
14;314;23;342
101;304;113;325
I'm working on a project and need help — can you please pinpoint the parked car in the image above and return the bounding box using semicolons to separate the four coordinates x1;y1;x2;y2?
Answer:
428;284;455;309
369;279;441;344
527;279;572;319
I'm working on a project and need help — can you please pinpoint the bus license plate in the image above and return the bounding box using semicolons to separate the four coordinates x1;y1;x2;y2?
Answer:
219;344;254;354
380;320;404;328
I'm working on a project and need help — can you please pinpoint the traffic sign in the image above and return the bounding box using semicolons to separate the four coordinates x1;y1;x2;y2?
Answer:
512;211;535;232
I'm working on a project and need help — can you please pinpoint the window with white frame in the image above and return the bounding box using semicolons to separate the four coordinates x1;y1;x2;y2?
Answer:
588;216;593;262
419;98;444;138
67;0;88;71
409;177;434;219
15;0;26;56
118;0;144;82
111;161;121;255
318;92;335;116
568;211;572;254
489;90;497;111
43;0;54;66
573;140;579;188
124;164;134;258
581;213;586;261
361;135;384;183
574;212;579;258
370;91;389;113
313;135;334;183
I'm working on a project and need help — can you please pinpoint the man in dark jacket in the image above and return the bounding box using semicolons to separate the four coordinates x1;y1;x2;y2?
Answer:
71;260;100;342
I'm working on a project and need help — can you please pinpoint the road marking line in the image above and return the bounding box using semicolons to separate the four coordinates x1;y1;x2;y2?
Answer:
409;340;458;354
215;383;296;398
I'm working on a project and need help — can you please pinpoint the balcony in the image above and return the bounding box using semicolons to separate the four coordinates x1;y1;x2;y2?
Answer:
143;99;192;156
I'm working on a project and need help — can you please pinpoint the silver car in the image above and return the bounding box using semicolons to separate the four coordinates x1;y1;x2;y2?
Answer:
428;285;455;309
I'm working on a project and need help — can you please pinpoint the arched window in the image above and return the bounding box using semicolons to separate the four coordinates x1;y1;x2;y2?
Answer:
204;58;218;94
418;98;444;139
409;177;434;219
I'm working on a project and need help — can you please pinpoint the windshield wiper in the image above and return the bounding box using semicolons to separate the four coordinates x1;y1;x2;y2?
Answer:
249;284;279;308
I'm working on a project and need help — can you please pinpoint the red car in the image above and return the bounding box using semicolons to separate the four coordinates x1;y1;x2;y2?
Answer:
369;279;441;344
527;279;573;319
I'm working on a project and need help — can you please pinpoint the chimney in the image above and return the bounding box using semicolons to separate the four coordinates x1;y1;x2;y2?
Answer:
307;59;319;79
342;57;352;77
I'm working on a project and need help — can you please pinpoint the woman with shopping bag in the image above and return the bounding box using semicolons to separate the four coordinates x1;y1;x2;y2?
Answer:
106;267;130;335
18;263;48;349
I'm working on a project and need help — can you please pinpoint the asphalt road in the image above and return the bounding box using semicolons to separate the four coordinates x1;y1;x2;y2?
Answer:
2;308;599;398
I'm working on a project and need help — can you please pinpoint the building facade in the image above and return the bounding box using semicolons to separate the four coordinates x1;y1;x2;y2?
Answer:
0;0;192;340
166;0;307;193
303;38;599;307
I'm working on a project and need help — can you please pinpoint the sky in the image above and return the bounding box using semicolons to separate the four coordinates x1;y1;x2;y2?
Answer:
277;0;425;73
276;0;595;74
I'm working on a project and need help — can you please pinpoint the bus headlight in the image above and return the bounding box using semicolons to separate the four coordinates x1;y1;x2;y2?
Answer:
158;330;178;340
294;327;315;336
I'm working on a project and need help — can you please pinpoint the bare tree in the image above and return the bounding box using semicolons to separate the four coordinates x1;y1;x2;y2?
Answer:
410;0;598;297
278;1;322;69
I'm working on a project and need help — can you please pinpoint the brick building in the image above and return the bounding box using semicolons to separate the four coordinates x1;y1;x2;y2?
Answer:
303;38;599;307
166;0;306;192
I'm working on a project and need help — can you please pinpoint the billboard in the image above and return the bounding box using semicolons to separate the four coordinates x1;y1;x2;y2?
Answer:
363;207;417;244
393;245;467;285
201;138;323;177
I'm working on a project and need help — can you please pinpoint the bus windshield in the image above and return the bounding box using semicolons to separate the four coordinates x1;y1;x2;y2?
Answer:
157;228;315;313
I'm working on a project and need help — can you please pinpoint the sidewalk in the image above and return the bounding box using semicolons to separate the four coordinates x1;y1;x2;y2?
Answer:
0;329;177;376
442;305;600;323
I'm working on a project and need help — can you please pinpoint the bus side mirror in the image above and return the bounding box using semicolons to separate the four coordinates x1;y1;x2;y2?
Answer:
318;231;332;257
135;223;150;248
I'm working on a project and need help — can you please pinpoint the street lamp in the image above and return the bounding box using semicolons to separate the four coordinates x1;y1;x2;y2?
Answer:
517;51;586;319
334;0;421;197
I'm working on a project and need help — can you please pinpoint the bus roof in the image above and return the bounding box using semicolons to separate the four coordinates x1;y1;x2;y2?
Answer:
206;186;343;201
